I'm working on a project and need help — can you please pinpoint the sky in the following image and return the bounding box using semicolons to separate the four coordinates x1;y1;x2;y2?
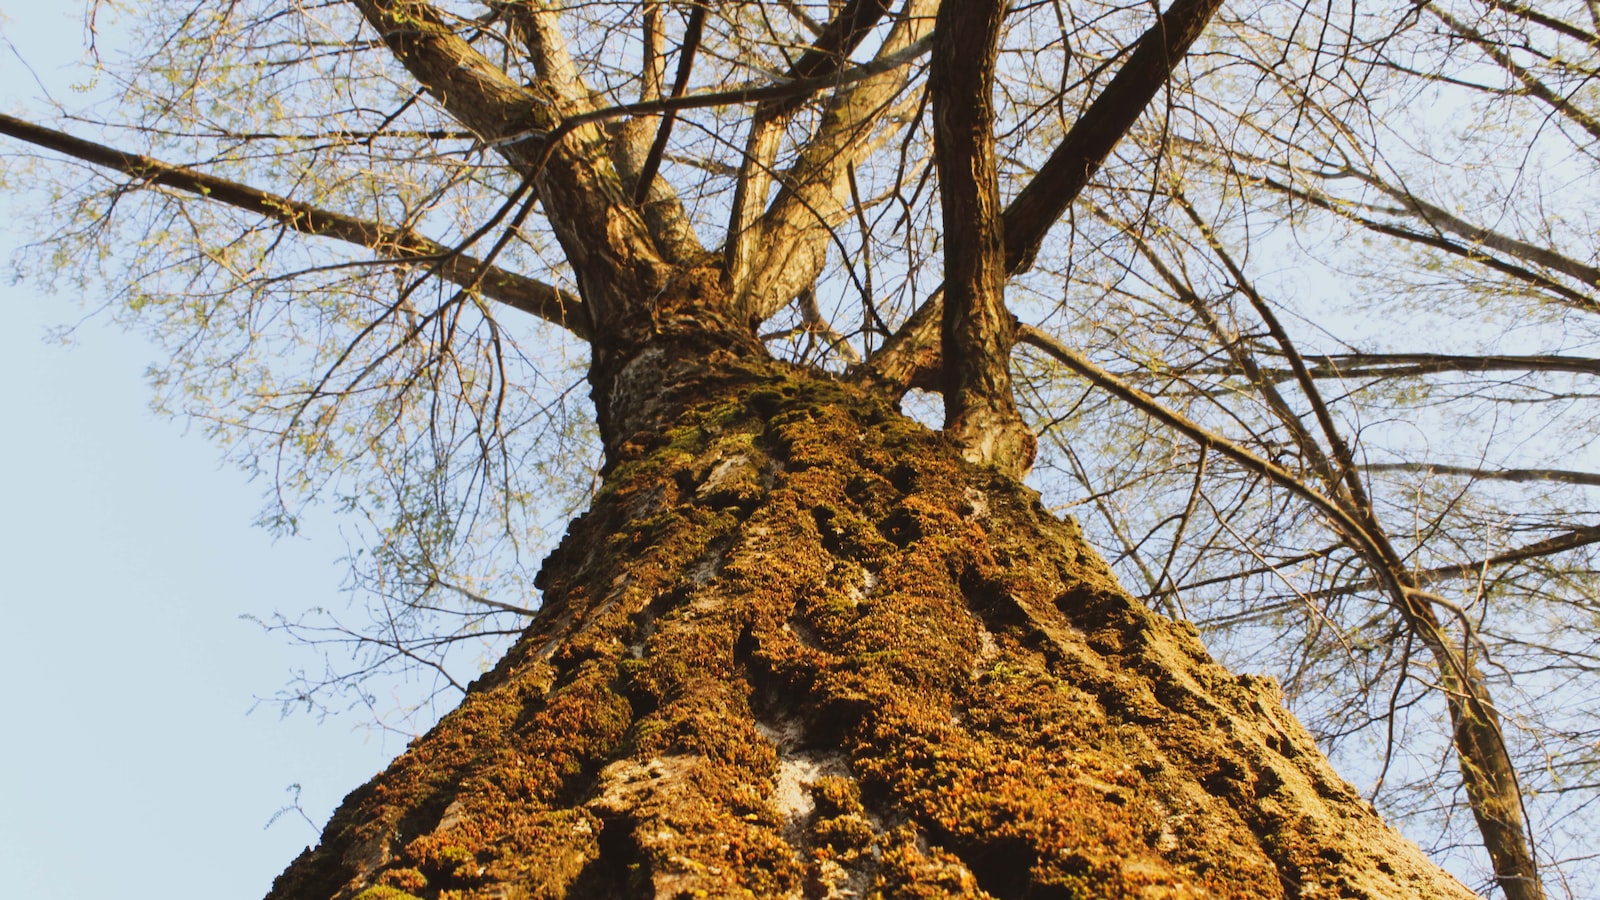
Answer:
0;8;407;897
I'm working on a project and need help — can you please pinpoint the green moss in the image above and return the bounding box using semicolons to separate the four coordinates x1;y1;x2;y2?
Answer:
376;867;427;891
351;888;423;900
746;386;786;417
271;363;1463;900
813;813;876;853
810;775;865;818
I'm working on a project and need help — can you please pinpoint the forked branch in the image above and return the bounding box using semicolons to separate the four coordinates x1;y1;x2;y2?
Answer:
862;0;1226;390
732;0;938;322
348;0;670;330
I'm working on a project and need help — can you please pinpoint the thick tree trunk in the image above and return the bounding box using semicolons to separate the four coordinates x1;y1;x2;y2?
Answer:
266;332;1475;899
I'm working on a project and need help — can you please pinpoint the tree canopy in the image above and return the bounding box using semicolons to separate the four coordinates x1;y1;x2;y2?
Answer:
5;0;1600;896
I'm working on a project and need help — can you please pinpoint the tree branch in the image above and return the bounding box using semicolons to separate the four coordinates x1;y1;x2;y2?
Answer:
861;0;1226;391
930;0;1032;476
1481;0;1600;45
733;0;938;323
1363;462;1600;488
1287;523;1600;598
1427;2;1600;144
1359;174;1600;289
0;112;587;336
632;3;706;205
496;0;704;265
1251;170;1600;311
726;0;897;297
348;0;669;331
1284;352;1600;380
1001;0;1225;274
1214;144;1600;293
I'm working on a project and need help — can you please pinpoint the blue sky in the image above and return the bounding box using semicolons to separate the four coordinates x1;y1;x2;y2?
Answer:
1;8;406;897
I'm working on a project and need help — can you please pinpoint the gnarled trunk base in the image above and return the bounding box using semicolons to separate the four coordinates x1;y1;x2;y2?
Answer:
268;358;1473;900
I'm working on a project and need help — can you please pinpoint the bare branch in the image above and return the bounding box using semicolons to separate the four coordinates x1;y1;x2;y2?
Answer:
1002;0;1226;274
348;0;669;329
726;0;898;298
632;4;706;206
1362;463;1600;487
0;112;587;336
495;0;704;265
862;0;1226;391
1426;2;1600;143
1250;170;1600;312
1481;0;1600;45
734;0;938;322
1268;352;1600;381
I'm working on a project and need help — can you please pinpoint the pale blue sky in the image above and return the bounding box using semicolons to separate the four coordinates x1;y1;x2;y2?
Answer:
1;7;405;897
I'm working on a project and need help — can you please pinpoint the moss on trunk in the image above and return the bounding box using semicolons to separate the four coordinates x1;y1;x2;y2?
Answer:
268;359;1474;900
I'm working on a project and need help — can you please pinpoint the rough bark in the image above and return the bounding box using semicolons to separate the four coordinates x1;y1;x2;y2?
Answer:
267;336;1476;900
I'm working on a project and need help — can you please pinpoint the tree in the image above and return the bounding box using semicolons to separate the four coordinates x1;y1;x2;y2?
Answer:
6;0;1599;897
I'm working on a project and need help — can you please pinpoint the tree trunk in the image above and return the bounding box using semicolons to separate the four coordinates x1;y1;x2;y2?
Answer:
264;323;1475;899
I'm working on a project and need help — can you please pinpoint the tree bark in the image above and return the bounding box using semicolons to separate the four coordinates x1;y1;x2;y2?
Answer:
267;337;1475;899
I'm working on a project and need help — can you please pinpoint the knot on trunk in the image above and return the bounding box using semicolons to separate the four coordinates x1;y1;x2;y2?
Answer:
947;405;1036;480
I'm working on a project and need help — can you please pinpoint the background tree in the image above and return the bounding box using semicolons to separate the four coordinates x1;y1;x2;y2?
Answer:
4;0;1599;897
